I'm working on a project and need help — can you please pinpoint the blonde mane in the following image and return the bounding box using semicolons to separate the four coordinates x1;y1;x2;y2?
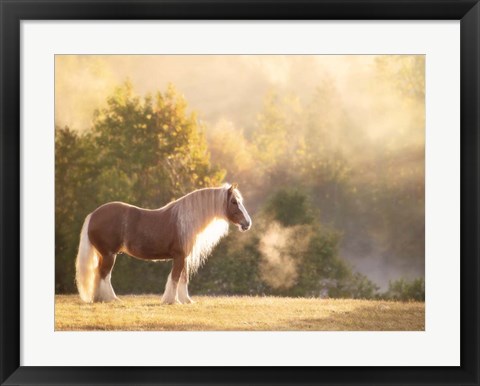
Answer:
172;186;230;276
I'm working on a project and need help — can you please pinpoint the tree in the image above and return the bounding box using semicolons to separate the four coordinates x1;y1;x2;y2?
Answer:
91;81;224;207
264;189;314;227
383;277;425;301
253;91;305;181
55;126;99;292
376;55;425;101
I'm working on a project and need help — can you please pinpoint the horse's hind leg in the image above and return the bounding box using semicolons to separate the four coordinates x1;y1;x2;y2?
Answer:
94;253;118;302
161;256;185;304
177;267;194;304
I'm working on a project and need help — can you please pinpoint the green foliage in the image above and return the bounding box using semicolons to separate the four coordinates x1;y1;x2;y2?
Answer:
55;127;100;292
383;277;425;301
91;81;224;207
264;189;314;226
190;232;264;295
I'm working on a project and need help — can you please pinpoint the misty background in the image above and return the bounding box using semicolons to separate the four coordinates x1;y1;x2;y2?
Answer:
55;55;425;299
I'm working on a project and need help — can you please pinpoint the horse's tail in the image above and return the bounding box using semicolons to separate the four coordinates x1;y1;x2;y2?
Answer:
75;214;98;303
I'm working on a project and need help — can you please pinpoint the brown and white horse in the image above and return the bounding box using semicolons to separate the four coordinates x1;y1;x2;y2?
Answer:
75;184;251;304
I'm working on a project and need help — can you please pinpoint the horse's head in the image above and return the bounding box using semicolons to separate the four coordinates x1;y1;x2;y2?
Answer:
225;183;252;232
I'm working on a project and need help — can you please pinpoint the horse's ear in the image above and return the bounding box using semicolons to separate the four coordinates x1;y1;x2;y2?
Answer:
227;183;237;196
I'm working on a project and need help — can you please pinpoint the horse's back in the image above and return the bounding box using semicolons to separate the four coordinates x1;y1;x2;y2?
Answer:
90;201;131;225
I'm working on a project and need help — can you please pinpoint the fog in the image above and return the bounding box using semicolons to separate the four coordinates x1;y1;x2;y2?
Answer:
56;55;378;132
56;55;425;289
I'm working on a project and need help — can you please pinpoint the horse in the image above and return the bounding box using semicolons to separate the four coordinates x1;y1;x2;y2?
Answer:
75;183;252;304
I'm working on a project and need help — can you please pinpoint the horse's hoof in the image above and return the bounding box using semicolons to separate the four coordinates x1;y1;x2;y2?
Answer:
161;298;181;305
93;296;117;303
177;296;194;304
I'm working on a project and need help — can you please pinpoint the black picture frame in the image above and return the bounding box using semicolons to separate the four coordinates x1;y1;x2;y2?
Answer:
1;1;479;385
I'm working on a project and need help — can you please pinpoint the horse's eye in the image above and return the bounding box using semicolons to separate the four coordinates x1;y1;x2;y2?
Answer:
232;200;238;205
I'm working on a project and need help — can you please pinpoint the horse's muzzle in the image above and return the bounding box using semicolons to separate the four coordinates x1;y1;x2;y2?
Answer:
241;222;252;231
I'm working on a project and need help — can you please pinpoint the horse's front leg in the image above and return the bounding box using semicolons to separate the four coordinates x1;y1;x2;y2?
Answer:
177;267;194;304
161;255;185;305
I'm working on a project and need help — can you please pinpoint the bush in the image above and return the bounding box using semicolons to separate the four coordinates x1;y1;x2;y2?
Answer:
382;277;425;301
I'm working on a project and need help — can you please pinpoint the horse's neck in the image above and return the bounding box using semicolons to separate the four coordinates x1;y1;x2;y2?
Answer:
178;188;226;234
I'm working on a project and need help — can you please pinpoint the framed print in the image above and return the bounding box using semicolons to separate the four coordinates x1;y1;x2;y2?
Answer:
1;0;479;385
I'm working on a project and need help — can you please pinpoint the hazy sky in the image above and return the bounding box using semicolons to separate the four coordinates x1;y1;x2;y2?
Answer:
55;55;378;133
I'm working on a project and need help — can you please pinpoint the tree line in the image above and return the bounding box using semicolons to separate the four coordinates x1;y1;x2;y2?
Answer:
56;57;425;300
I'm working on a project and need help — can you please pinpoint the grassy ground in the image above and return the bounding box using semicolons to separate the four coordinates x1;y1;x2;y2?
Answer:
55;295;424;331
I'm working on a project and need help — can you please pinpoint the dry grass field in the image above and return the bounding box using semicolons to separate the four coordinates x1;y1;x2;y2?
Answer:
55;295;424;331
